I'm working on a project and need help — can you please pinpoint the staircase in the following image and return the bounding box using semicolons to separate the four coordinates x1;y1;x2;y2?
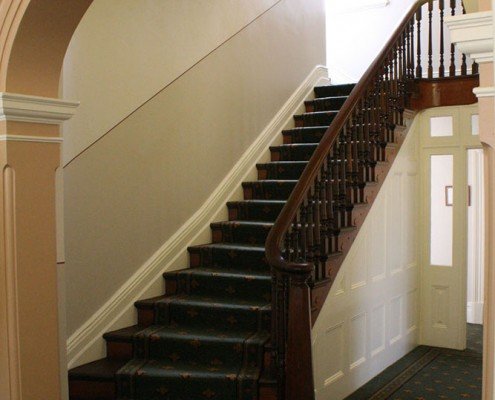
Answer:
69;1;481;399
70;83;377;400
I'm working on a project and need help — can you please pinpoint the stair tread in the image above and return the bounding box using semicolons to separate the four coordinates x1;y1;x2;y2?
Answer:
228;199;286;204
189;243;266;252
69;358;127;381
104;323;268;344
167;266;271;279
162;293;270;309
211;220;274;227
119;359;259;378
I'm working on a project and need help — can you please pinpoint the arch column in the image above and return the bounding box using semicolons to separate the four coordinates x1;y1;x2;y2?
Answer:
0;1;92;398
0;95;78;399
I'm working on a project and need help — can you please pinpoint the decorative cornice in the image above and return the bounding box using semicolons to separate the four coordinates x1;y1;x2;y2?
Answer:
0;92;79;124
473;86;495;98
0;135;63;143
445;11;494;64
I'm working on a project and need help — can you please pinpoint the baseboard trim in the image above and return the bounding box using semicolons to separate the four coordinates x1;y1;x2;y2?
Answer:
66;65;330;368
467;302;484;325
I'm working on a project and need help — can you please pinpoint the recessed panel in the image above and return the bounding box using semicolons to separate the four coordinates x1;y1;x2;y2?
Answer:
430;116;453;137
431;285;450;329
371;304;385;357
430;154;454;266
351;238;367;290
405;289;418;333
322;323;345;386
350;313;367;369
390;296;402;344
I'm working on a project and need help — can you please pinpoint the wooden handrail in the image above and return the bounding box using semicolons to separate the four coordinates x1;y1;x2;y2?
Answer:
265;1;475;399
265;0;427;271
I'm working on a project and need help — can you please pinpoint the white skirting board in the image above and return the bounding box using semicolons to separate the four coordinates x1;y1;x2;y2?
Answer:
66;65;330;368
467;302;484;325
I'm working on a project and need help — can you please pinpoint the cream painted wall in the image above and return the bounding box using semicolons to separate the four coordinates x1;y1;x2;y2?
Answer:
62;0;279;166
313;117;420;399
62;0;326;336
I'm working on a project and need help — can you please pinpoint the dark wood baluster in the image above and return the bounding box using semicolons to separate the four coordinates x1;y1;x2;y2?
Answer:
332;144;342;230
402;26;411;80
416;7;422;78
393;46;399;126
351;111;359;203
339;130;347;226
326;155;336;253
428;0;433;79
409;19;415;78
319;164;329;277
439;0;445;77
472;61;479;75
292;215;300;262
449;0;456;76
299;203;307;261
398;37;405;126
363;95;372;182
305;195;314;272
312;178;322;281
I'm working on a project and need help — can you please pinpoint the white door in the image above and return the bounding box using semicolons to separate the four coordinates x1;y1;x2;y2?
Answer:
420;106;481;350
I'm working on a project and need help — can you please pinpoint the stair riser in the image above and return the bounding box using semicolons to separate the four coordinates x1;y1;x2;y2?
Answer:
69;381;115;400
155;300;271;332
164;271;271;302
270;145;317;161
211;222;273;245
243;182;297;201
305;97;348;112
189;247;268;271
314;84;355;98
294;112;337;127
257;163;308;180
228;202;285;222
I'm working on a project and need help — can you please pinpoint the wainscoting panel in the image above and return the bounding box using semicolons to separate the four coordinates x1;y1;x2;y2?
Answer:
313;116;420;400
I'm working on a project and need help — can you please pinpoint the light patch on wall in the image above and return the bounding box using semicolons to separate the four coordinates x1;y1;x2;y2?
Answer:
328;0;391;15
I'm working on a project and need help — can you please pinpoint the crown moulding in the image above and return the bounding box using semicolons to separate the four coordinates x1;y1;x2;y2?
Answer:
445;11;494;64
0;92;79;124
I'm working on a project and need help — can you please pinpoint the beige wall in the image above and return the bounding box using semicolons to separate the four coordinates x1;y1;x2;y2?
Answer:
62;0;326;336
313;117;420;399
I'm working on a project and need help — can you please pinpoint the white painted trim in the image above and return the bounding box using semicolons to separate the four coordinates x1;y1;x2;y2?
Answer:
0;135;63;144
468;302;484;325
445;11;494;65
66;65;330;368
0;92;79;124
474;86;495;98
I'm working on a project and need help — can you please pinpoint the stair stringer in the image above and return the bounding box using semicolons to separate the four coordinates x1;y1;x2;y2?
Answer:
66;65;330;369
311;112;421;400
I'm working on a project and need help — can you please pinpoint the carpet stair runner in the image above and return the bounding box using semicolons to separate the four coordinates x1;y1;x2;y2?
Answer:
68;83;406;400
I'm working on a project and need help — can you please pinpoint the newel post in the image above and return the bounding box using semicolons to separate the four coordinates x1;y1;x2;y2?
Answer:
285;271;315;400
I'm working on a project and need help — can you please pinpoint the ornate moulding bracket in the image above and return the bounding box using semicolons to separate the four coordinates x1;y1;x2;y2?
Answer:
0;92;79;125
446;11;494;65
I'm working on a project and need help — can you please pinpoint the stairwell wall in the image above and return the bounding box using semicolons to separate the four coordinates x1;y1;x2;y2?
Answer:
312;116;421;399
60;0;326;362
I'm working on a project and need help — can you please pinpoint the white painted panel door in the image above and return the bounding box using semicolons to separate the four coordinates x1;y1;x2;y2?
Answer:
421;148;466;349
